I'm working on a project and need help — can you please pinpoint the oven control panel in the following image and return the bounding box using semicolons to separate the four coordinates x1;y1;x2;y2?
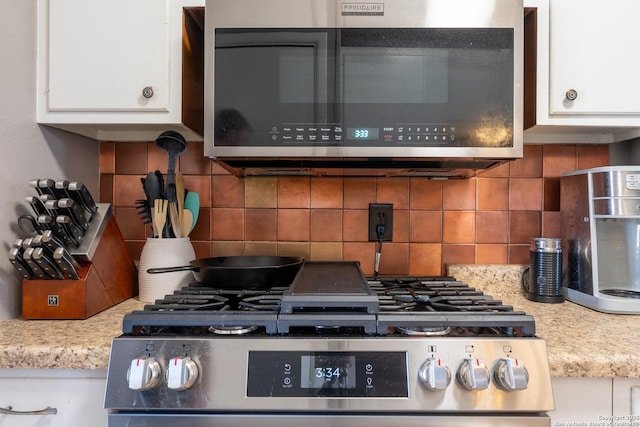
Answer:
105;337;554;413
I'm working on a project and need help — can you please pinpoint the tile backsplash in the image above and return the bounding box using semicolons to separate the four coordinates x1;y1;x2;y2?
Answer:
100;143;609;276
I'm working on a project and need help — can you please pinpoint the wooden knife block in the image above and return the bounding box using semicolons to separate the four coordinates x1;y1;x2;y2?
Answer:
21;215;137;320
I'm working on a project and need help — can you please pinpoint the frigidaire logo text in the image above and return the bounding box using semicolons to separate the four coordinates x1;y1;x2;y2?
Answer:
341;3;384;15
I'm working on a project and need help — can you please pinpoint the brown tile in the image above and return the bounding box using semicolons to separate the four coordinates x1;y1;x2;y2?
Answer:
126;240;145;262
100;142;115;174
409;211;442;242
378;243;409;275
408;243;442;276
245;242;278;256
344;178;376;209
245;177;277;208
509;245;530;265
311;178;343;208
543;145;577;177
191;241;212;259
211;208;244;240
113;206;148;241
212;161;234;175
343;210;369;242
99;174;114;204
376;178;409;209
343;242;375;274
211;241;245;256
509;178;542;211
115;142;147;175
277;242;310;259
479;161;509;177
179;142;212;175
278;177;310;208
277;209;310;241
476;211;508;243
183;175;211;208
310;242;343;261
577;144;610;170
443;178;476;210
114;175;146;207
393;209;410;242
189;208;210;241
212;175;244;208
476;244;508;264
509;211;541;244
310;210;343;242
510;145;543;177
409;178;443;210
442;211;475;244
442;244;475;270
245;208;277;241
477;178;509;210
543;178;561;211
542;211;562;238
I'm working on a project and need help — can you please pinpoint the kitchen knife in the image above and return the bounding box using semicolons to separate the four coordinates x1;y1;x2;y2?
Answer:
22;247;48;279
45;199;87;235
40;229;70;257
36;214;73;247
29;179;44;195
8;248;35;280
25;196;49;216
68;181;98;218
31;247;64;279
38;178;67;199
53;247;81;280
56;215;83;248
57;198;89;232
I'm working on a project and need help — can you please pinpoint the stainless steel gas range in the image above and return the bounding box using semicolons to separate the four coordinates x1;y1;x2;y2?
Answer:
104;262;554;426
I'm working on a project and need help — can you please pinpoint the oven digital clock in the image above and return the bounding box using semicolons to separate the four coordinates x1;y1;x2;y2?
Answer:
347;128;380;140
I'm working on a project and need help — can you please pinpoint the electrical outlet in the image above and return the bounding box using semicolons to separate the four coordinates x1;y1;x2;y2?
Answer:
368;203;393;242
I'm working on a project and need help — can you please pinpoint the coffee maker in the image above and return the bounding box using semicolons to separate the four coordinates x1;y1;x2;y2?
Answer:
561;166;640;313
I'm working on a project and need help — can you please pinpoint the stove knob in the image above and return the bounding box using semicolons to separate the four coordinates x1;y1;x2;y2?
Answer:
418;358;451;390
166;356;199;391
493;358;529;391
456;358;490;391
127;357;161;391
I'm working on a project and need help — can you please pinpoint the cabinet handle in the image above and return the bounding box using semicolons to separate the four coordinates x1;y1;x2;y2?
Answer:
632;386;640;416
142;86;154;99
565;89;578;101
0;406;57;415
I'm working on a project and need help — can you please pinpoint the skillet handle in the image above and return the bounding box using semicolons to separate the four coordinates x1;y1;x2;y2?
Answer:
147;265;198;274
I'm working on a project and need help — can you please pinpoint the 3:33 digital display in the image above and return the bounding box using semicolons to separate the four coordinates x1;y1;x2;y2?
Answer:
347;128;380;140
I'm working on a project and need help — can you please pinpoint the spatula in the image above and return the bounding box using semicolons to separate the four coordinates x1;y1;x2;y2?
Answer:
184;191;200;234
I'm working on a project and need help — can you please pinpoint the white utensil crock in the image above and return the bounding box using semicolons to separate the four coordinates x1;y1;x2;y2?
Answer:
138;237;196;303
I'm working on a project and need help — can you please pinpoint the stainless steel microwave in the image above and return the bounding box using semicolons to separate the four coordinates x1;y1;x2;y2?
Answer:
204;0;523;177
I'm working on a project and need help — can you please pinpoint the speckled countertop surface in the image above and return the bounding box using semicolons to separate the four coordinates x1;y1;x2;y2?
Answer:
1;265;639;378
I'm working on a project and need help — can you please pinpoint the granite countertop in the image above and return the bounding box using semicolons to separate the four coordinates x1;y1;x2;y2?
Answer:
1;265;639;378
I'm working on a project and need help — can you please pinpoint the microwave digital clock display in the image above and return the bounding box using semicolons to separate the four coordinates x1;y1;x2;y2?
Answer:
347;128;379;140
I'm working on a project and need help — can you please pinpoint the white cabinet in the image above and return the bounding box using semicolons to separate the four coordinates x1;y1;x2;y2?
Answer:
0;369;107;427
613;378;640;416
550;377;613;425
524;0;640;144
37;0;204;142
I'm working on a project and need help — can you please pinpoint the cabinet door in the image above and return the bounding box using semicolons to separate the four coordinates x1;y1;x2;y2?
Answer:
47;0;170;112
550;377;612;425
613;378;640;416
549;0;640;116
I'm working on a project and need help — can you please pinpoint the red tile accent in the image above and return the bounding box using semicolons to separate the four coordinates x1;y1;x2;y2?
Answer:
409;179;443;210
476;244;508;264
409;211;442;242
408;243;442;276
577;145;610;170
212;175;244;208
179;142;212;175
100;142;115;174
278;177;310;208
477;178;509;210
509;178;542;211
476;211;508;243
376;178;409;209
543;145;577;177
245;209;277;241
442;244;475;270
442;211;475;244
211;208;244;240
115;142;147;175
310;178;343;208
344;178;376;209
510;145;542;177
277;209;310;241
509;211;541;244
343;242;375;274
343;210;369;242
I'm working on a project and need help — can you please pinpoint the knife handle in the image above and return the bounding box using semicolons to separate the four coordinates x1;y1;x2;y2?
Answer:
8;248;34;280
22;248;48;279
53;248;80;280
32;247;63;279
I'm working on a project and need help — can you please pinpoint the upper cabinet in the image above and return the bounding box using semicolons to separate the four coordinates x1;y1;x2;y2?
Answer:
37;0;204;142
524;0;640;144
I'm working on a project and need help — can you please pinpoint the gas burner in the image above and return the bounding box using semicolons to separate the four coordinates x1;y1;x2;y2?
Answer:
208;325;258;335
395;326;452;336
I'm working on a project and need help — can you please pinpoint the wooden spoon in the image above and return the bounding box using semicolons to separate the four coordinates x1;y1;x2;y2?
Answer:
181;209;194;237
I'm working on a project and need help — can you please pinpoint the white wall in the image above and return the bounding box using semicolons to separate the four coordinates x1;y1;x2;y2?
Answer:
0;1;99;319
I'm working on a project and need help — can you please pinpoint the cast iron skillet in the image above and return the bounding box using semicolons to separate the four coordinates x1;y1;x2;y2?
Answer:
147;256;303;289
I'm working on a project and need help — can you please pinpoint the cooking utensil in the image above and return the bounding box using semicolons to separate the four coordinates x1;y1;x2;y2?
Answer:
153;199;168;239
147;256;304;289
176;172;185;225
32;247;63;279
53;247;81;279
8;247;34;280
22;247;47;279
181;209;193;237
184;191;199;233
57;198;89;232
68;181;98;217
155;131;187;198
169;201;181;238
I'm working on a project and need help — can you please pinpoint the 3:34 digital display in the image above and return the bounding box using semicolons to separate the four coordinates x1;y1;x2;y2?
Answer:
300;354;356;389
